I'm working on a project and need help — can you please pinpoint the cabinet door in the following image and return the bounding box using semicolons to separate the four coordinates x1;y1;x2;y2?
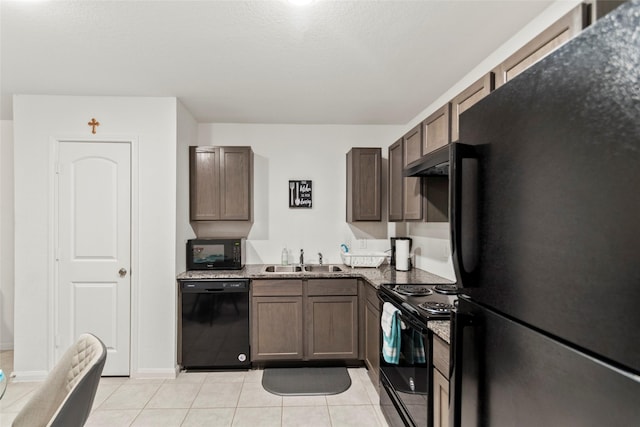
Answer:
190;146;220;220
306;296;359;360
422;104;451;155
424;177;448;223
450;73;494;142
219;147;252;220
388;139;404;222
403;124;422;165
251;296;303;361
433;367;450;427
433;335;450;427
364;299;380;385
347;148;382;222
404;175;423;221
494;4;586;88
403;125;424;221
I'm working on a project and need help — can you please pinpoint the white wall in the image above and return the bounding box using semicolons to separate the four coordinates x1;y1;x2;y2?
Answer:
176;102;198;274
13;95;178;379
196;124;402;265
0;120;15;350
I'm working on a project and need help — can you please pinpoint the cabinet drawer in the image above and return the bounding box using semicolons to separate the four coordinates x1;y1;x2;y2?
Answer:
433;334;450;377
307;279;358;296
252;279;303;296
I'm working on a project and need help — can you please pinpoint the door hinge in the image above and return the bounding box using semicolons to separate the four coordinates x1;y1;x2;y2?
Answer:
55;334;60;348
55;248;61;261
55;162;60;175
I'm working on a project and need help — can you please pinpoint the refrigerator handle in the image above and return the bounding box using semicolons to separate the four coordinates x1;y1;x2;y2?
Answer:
450;308;477;427
450;142;479;287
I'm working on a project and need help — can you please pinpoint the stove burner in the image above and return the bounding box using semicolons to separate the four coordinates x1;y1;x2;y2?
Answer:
419;301;455;315
433;284;461;295
394;285;433;297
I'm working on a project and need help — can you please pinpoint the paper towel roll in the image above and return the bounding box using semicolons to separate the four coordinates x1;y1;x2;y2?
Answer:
395;239;410;271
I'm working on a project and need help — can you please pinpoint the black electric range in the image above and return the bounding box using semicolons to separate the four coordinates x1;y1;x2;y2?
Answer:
377;282;461;427
378;283;460;322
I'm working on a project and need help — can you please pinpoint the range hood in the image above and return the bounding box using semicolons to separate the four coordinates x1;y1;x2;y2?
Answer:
404;144;450;177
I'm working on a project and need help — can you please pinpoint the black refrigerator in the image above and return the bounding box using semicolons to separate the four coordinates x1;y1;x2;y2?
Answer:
449;1;640;425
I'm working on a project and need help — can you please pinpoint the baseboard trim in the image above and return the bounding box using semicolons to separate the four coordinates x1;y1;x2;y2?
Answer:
0;342;14;351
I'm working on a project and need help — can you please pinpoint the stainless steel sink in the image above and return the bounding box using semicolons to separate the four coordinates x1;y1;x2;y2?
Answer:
303;265;343;273
263;265;303;273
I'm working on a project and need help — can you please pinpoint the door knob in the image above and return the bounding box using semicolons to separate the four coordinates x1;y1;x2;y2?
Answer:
119;268;127;277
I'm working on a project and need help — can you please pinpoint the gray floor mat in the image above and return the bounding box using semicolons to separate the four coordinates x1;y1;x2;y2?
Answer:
262;367;352;396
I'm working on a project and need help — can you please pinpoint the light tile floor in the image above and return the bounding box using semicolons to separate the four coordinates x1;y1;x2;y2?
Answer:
0;351;389;426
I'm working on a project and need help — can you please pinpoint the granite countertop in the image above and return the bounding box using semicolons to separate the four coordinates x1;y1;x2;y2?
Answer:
177;263;453;288
177;264;453;342
428;321;451;344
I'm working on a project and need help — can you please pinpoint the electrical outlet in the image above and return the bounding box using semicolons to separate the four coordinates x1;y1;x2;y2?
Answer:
359;239;367;249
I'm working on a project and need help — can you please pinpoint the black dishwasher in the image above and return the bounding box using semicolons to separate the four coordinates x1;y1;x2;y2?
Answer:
179;279;250;369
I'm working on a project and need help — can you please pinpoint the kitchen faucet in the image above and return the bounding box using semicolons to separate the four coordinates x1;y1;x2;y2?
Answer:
300;249;304;266
318;252;323;265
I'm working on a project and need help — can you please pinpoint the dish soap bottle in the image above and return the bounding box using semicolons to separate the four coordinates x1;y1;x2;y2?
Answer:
281;247;288;265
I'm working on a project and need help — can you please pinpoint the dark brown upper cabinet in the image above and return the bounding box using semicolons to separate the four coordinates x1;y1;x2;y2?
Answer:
450;73;494;142
189;146;253;221
422;104;451;156
403;125;424;221
388;138;404;222
494;4;587;88
346;147;382;222
404;123;422;165
389;124;449;223
423;177;448;223
585;0;625;24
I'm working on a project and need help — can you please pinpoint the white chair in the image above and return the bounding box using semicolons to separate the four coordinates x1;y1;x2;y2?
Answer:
12;333;107;427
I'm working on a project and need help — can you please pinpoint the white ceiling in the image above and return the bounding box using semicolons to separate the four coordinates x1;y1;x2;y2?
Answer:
1;0;554;124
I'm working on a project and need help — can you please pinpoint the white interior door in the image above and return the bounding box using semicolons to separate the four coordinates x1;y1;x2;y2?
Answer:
57;141;131;376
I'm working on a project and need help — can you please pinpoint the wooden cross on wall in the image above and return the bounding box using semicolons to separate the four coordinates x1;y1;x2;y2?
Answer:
88;118;100;134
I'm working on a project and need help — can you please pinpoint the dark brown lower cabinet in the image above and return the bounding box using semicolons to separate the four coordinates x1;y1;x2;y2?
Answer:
306;279;359;360
364;285;380;385
432;335;450;427
251;280;304;361
306;295;358;359
251;278;359;362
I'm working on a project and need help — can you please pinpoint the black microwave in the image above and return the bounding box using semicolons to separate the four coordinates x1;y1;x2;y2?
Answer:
186;238;245;270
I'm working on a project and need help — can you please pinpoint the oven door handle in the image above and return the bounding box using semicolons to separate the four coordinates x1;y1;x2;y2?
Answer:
378;292;427;333
397;310;427;334
401;301;419;316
